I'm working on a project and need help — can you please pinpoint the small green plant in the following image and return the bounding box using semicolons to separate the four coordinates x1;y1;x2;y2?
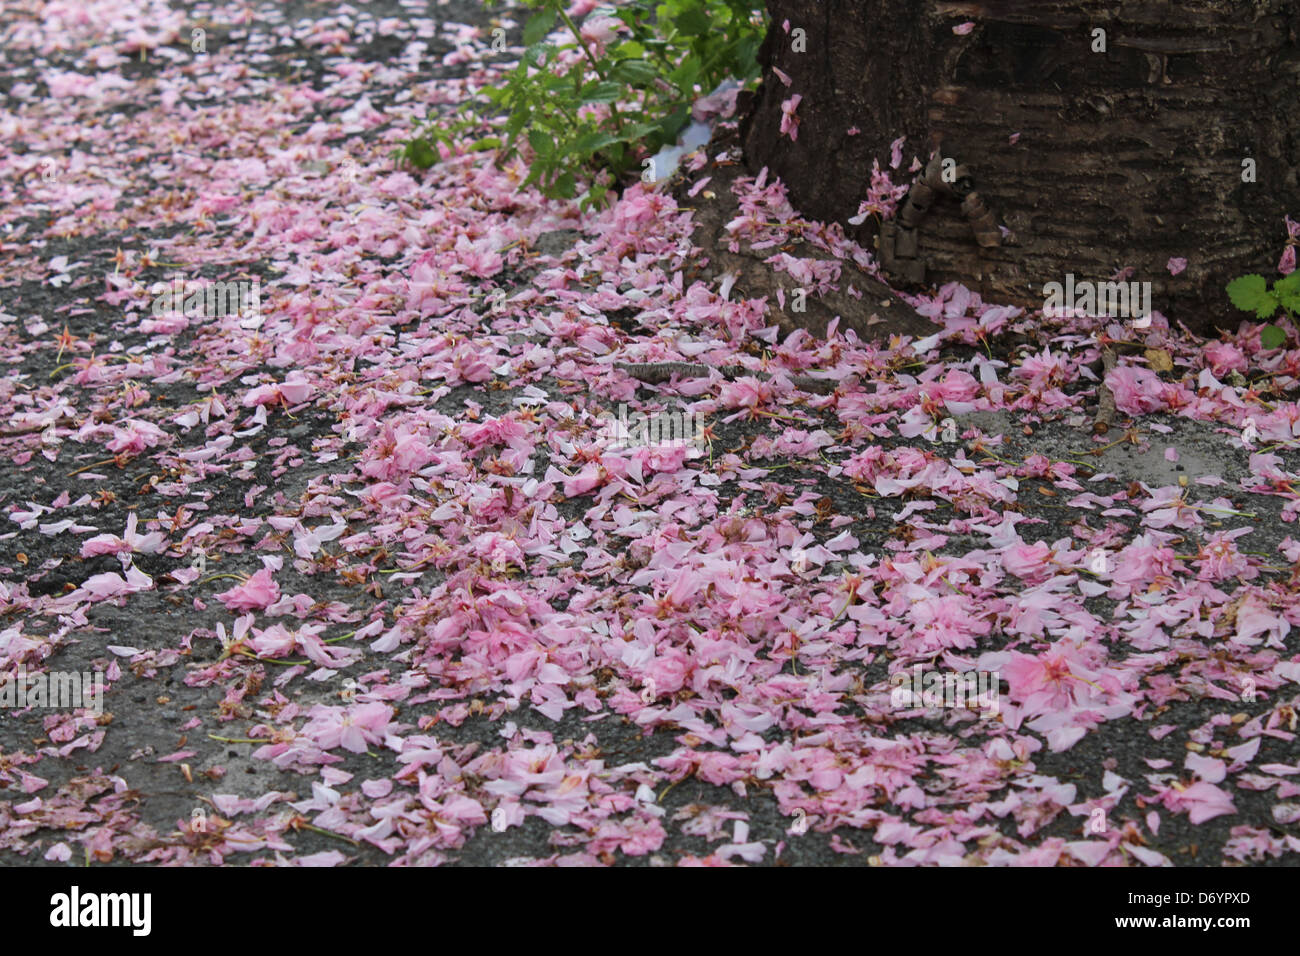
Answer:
398;0;766;208
1226;272;1300;349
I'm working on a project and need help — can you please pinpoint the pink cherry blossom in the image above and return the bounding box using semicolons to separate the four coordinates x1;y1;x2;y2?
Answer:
779;95;802;141
215;567;281;612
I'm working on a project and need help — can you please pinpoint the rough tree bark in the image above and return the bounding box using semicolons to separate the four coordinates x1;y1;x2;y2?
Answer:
739;0;1300;334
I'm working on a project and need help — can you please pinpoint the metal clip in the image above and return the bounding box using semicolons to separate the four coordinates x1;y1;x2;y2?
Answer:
961;191;1003;248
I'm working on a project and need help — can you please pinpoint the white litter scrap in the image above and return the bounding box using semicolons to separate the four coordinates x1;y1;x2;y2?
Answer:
645;80;743;184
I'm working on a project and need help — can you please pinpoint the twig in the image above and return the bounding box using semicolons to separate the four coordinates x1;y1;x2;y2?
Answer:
1093;345;1117;434
294;821;361;847
199;573;247;585
656;776;684;803
67;457;121;477
0;416;74;437
617;361;711;384
616;362;836;394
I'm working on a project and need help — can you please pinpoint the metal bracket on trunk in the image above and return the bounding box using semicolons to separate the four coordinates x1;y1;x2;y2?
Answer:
875;153;1003;285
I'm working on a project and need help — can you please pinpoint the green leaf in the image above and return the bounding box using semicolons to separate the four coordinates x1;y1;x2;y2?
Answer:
622;120;663;142
572;131;621;155
527;43;553;68
528;128;554;157
1226;274;1269;312
675;6;711;35
1255;295;1280;319
735;37;762;78
522;9;556;46
583;81;623;104
1268;270;1300;304
504;111;529;139
658;106;690;143
723;0;763;22
468;137;501;152
553;171;576;198
541;71;573;95
404;138;437;169
1261;324;1287;350
614;7;642;29
580;183;609;212
612;59;660;86
669;57;700;90
1279;291;1300;316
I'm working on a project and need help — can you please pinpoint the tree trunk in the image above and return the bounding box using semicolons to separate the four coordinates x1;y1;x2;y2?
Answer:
739;0;1300;334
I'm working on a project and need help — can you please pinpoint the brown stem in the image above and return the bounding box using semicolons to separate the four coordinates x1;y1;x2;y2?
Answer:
616;362;836;394
0;415;75;438
1093;346;1117;435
